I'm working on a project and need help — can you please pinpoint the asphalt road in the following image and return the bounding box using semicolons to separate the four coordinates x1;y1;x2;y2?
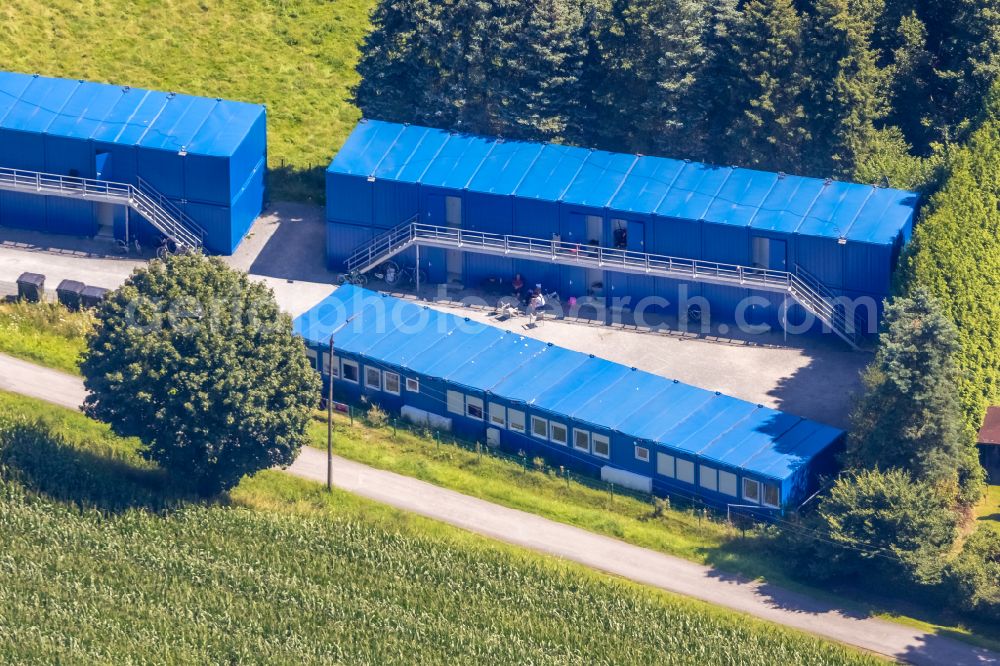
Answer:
0;352;996;665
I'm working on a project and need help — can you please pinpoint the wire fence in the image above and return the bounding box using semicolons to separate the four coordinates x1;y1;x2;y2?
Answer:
330;400;774;534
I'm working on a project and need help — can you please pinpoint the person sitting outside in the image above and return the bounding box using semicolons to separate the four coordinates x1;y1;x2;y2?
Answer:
512;272;524;300
527;286;546;325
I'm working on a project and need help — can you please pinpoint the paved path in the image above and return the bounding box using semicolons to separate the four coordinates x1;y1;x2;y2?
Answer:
0;352;996;665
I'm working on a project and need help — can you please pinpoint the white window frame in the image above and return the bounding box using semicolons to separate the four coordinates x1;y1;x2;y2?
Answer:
341;359;359;384
549;422;568;446
699;465;718;492
742;478;760;504
675;459;695;484
592;433;610;459
573;428;590;453
656;452;675;478
488;403;506;428
322;352;341;378
405;377;419;392
719;470;738;497
364;366;382;391
466;395;485;421
634;445;650;463
508;409;526;434
446;390;464;415
531;416;549;440
383;371;401;395
762;483;780;509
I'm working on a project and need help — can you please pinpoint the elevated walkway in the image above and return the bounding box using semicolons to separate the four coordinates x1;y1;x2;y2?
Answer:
0;167;204;251
345;220;868;349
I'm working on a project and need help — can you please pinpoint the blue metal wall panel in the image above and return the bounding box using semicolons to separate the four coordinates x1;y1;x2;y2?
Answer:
46;197;96;236
0;129;45;171
513;196;558;237
136;144;185;199
92;142;138;185
843;242;894;294
793;234;844;289
43;134;93;177
646;215;699;258
701;221;749;265
465;191;513;234
464;254;515;289
326;221;374;269
372;179;419;229
326;172;373;226
0;191;47;231
183;153;231;205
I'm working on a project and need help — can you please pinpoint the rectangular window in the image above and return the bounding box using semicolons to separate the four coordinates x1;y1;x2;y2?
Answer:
446;390;464;415
573;429;590;453
405;377;419;392
592;434;610;459
383;371;401;395
719;471;738;497
699;465;718;492
531;416;548;439
763;483;780;508
305;348;318;369
635;445;650;462
341;359;359;383
466;396;484;421
656;453;675;478
508;409;526;433
445;195;462;226
675;459;695;484
322;353;341;378
549;422;568;446
743;478;760;503
489;403;506;428
365;366;382;391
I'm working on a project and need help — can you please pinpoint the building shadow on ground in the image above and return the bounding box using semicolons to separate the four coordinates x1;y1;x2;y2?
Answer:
766;346;871;429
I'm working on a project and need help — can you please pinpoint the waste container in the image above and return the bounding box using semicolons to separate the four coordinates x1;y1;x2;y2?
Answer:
80;285;111;309
56;280;86;311
16;273;45;303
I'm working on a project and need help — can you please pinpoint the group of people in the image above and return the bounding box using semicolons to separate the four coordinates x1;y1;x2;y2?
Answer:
511;272;546;323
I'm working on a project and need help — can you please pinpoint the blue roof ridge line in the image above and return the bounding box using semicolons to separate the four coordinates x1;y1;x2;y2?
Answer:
415;129;455;184
461;137;500;190
744;172;783;229
696;166;737;222
509;144;547;196
557;148;598;202
183;97;226;152
134;90;175;147
0;74;35;128
651;159;689;213
791;178;831;235
602;154;641;209
840;185;879;240
368;123;409;177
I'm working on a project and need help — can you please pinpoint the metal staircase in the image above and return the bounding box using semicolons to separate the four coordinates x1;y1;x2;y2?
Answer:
345;220;867;349
0;166;205;251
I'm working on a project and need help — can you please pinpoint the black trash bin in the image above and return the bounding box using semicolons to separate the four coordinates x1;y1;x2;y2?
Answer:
16;273;45;303
56;280;86;311
80;285;111;309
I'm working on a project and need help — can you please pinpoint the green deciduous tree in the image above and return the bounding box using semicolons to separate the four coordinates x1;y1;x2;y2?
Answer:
81;255;320;496
899;84;1000;449
847;288;984;505
812;469;959;584
944;524;1000;622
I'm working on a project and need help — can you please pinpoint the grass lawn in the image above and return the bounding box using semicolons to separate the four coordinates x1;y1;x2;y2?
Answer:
0;301;91;374
0;0;375;202
0;391;881;664
977;484;1000;524
5;301;998;651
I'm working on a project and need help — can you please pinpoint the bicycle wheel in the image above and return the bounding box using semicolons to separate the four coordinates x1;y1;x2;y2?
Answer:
156;245;170;260
380;261;401;285
352;273;368;287
415;268;428;286
335;273;350;286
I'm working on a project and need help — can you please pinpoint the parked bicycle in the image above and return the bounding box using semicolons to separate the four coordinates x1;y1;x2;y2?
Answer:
377;262;426;288
115;238;142;256
336;270;368;287
156;236;178;260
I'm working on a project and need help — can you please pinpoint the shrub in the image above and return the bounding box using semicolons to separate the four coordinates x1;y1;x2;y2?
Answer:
944;524;1000;622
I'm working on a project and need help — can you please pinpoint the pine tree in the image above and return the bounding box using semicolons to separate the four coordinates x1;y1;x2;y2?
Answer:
693;0;743;163
494;0;585;141
800;0;888;177
847;288;984;505
729;0;809;172
354;0;443;125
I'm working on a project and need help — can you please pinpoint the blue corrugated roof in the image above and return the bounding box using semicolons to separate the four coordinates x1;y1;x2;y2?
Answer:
329;119;919;245
0;71;264;157
295;286;844;481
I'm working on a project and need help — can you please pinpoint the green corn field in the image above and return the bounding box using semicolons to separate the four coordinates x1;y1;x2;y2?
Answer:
0;392;879;664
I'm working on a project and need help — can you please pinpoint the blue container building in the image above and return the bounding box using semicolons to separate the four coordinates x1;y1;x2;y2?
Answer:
295;285;845;510
325;120;919;338
0;71;266;254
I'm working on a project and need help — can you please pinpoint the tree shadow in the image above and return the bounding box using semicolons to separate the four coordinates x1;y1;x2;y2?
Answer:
767;345;872;429
0;422;200;514
267;163;326;205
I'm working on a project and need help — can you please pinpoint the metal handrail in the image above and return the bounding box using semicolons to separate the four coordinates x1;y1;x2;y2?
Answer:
344;220;863;348
0;166;204;250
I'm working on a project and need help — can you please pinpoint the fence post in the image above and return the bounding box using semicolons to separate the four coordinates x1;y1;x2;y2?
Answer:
435;431;440;449
392;418;397;439
349;405;354;426
476;441;482;460
609;483;614;504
